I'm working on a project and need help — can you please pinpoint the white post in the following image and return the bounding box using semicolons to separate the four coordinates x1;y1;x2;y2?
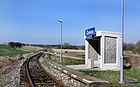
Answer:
58;19;63;63
120;0;124;83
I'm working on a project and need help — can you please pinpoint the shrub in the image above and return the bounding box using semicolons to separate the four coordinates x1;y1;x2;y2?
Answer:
134;40;140;54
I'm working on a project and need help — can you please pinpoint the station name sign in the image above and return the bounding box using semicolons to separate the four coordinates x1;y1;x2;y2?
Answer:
85;27;95;39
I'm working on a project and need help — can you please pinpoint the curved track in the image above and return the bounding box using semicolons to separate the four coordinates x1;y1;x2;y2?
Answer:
20;52;65;87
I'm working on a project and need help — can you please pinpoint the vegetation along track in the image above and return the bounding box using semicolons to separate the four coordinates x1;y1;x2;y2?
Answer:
20;52;65;87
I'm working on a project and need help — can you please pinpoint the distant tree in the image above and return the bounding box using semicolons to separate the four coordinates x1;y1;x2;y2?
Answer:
8;42;24;48
64;43;70;46
57;43;78;49
135;40;140;54
58;44;61;49
80;45;85;50
16;42;23;48
9;42;16;48
123;43;135;51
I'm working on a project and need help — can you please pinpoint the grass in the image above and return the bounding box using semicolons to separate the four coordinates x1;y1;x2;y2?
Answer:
80;68;140;87
18;48;39;53
0;44;30;56
61;62;84;65
51;49;85;58
124;68;140;82
47;54;85;65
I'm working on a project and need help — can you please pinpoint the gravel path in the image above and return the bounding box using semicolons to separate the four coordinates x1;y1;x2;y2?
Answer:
1;59;26;87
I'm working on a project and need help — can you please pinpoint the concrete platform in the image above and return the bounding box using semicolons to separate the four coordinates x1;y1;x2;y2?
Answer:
67;64;100;70
41;59;109;86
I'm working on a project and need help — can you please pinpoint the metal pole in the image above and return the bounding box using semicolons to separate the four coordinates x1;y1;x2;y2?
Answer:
58;19;63;63
120;0;124;83
60;22;62;63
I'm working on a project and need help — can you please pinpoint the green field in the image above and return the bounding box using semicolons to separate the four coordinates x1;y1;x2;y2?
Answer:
81;68;140;87
0;44;30;56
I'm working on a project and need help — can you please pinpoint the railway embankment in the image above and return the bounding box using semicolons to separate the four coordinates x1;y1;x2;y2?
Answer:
0;53;34;87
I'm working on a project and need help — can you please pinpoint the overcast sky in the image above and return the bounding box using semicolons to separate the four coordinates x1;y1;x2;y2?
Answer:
0;0;140;45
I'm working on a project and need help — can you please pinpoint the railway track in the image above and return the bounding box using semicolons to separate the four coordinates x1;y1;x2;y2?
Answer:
20;52;65;87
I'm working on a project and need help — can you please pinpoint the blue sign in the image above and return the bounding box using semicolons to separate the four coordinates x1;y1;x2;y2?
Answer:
85;27;95;36
85;27;95;39
86;35;92;39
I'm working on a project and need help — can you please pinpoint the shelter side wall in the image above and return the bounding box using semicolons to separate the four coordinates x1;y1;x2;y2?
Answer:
85;39;100;68
89;43;98;61
101;34;122;70
104;36;117;63
100;35;104;69
117;35;122;69
85;40;89;65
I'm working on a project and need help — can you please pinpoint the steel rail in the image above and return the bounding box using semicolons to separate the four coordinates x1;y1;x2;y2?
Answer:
37;57;66;87
25;57;36;87
25;52;65;87
25;53;42;87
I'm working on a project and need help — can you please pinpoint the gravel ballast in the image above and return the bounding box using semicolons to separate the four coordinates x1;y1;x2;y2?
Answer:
40;58;86;87
1;59;26;87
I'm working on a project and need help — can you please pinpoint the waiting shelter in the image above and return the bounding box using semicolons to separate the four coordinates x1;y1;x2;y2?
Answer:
85;28;122;70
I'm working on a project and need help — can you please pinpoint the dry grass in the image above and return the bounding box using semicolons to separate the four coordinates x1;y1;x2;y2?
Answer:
52;49;85;53
0;53;33;69
22;46;43;51
52;49;85;57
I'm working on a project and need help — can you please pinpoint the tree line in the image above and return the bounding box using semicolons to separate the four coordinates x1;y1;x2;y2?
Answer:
8;40;140;54
124;40;140;54
58;43;85;50
8;42;25;48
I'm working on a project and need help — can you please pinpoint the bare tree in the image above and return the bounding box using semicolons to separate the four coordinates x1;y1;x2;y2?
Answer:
135;40;140;54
